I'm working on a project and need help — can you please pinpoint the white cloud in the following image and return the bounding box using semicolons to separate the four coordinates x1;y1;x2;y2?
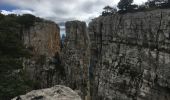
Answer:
1;9;34;15
134;0;148;4
1;0;148;23
0;0;148;36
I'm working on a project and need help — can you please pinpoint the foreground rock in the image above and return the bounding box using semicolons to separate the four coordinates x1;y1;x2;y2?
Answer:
12;85;81;100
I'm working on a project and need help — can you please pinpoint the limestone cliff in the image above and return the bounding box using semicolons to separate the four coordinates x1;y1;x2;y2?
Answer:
22;20;63;88
88;9;170;100
61;21;90;99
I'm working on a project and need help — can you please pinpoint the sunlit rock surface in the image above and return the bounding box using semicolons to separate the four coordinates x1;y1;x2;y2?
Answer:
23;21;61;56
23;21;63;88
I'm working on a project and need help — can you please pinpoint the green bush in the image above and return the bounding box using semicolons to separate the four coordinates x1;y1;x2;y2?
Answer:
0;13;41;99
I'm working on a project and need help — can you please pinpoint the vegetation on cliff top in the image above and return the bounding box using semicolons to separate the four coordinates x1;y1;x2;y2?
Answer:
102;0;170;16
0;13;42;99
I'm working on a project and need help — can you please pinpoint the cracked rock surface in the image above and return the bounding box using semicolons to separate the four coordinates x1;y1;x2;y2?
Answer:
88;9;170;100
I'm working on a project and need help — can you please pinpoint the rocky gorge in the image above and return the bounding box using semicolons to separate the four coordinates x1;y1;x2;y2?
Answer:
4;9;170;100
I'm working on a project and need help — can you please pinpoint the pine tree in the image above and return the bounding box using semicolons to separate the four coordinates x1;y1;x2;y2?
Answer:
117;0;133;10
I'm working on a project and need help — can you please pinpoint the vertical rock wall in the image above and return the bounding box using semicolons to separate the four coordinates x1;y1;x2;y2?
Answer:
61;21;90;99
23;21;60;56
88;9;170;100
23;21;63;88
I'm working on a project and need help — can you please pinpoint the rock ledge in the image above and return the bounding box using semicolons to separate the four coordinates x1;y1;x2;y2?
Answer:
12;85;82;100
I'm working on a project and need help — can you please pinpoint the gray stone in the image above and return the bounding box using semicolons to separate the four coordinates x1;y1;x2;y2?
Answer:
12;85;82;100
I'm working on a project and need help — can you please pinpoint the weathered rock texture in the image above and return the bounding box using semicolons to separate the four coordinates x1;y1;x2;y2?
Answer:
23;21;60;57
88;9;170;100
61;21;90;99
23;21;64;88
12;85;81;100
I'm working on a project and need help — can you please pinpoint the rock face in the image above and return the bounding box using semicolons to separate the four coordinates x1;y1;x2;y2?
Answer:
61;21;90;99
88;9;170;100
12;85;82;100
23;21;60;57
23;21;63;88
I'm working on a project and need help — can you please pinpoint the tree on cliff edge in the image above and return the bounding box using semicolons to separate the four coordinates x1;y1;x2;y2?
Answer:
102;6;117;16
118;0;133;10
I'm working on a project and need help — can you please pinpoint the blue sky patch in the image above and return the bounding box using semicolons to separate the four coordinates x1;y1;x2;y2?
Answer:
0;3;18;11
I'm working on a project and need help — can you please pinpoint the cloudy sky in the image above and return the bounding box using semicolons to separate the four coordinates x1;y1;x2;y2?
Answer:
0;0;147;23
0;0;147;35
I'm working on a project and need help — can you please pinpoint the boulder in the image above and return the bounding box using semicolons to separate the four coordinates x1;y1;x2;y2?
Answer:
12;85;81;100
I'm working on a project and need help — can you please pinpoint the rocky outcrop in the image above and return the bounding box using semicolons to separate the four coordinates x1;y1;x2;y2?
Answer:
88;9;170;100
12;85;81;100
23;21;63;88
61;21;90;99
